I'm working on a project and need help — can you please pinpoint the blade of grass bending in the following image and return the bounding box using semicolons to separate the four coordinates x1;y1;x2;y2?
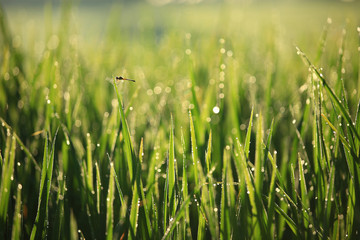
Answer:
30;129;58;240
296;47;360;143
109;155;125;206
106;162;115;240
273;203;298;236
11;184;22;240
113;77;135;182
0;117;41;171
0;134;16;237
321;114;353;154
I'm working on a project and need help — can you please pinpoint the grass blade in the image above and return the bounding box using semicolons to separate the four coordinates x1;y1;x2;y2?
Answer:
11;184;22;240
106;162;115;240
86;133;94;192
0;134;16;237
113;77;135;182
168;114;176;219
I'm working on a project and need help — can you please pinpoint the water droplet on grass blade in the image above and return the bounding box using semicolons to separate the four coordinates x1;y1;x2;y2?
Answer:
213;106;220;114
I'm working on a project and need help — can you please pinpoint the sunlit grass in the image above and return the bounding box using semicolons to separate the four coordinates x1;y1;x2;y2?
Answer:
1;1;360;239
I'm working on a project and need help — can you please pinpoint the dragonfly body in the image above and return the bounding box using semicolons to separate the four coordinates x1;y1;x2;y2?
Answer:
116;76;135;82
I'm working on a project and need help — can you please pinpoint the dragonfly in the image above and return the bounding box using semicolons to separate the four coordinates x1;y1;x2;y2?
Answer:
116;76;135;82
106;76;136;83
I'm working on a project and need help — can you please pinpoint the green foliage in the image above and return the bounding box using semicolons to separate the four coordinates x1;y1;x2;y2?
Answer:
1;2;360;239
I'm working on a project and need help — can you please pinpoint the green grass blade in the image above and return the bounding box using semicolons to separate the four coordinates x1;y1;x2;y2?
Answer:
274;203;298;236
0;134;16;237
86;133;94;192
106;162;115;240
346;178;355;238
113;77;135;182
323;163;335;238
354;99;360;156
137;138;152;239
30;133;49;240
180;128;191;239
52;175;65;240
110;161;125;206
30;129;57;240
298;154;310;230
168;114;176;219
267;150;277;237
11;184;22;240
95;162;101;215
244;108;254;159
128;184;139;240
189;110;199;186
297;47;360;143
220;148;231;240
254;112;264;196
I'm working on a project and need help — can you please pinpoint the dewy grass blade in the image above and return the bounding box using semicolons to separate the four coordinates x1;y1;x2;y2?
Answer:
112;77;135;182
189;110;199;186
354;99;360;156
267;150;277;237
86;133;94;192
137;138;152;239
109;160;124;206
128;140;147;239
180;128;191;239
220;148;232;240
0;135;16;237
297;47;360;143
321;114;352;154
168;114;176;219
30;129;58;240
254;112;264;196
11;184;22;240
95;162;101;214
52;172;65;240
106;162;115;240
204;130;219;238
0;117;41;171
298;154;310;229
323;163;335;238
245;108;254;159
30;133;48;240
346;178;355;238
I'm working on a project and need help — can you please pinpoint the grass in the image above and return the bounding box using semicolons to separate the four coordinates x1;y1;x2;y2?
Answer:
1;1;360;239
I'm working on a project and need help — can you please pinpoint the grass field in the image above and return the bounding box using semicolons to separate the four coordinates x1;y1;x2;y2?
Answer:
1;1;360;239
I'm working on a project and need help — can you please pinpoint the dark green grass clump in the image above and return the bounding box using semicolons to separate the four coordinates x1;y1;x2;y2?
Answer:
1;2;360;239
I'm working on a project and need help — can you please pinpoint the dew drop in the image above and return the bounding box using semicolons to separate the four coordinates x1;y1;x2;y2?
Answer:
213;106;220;114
